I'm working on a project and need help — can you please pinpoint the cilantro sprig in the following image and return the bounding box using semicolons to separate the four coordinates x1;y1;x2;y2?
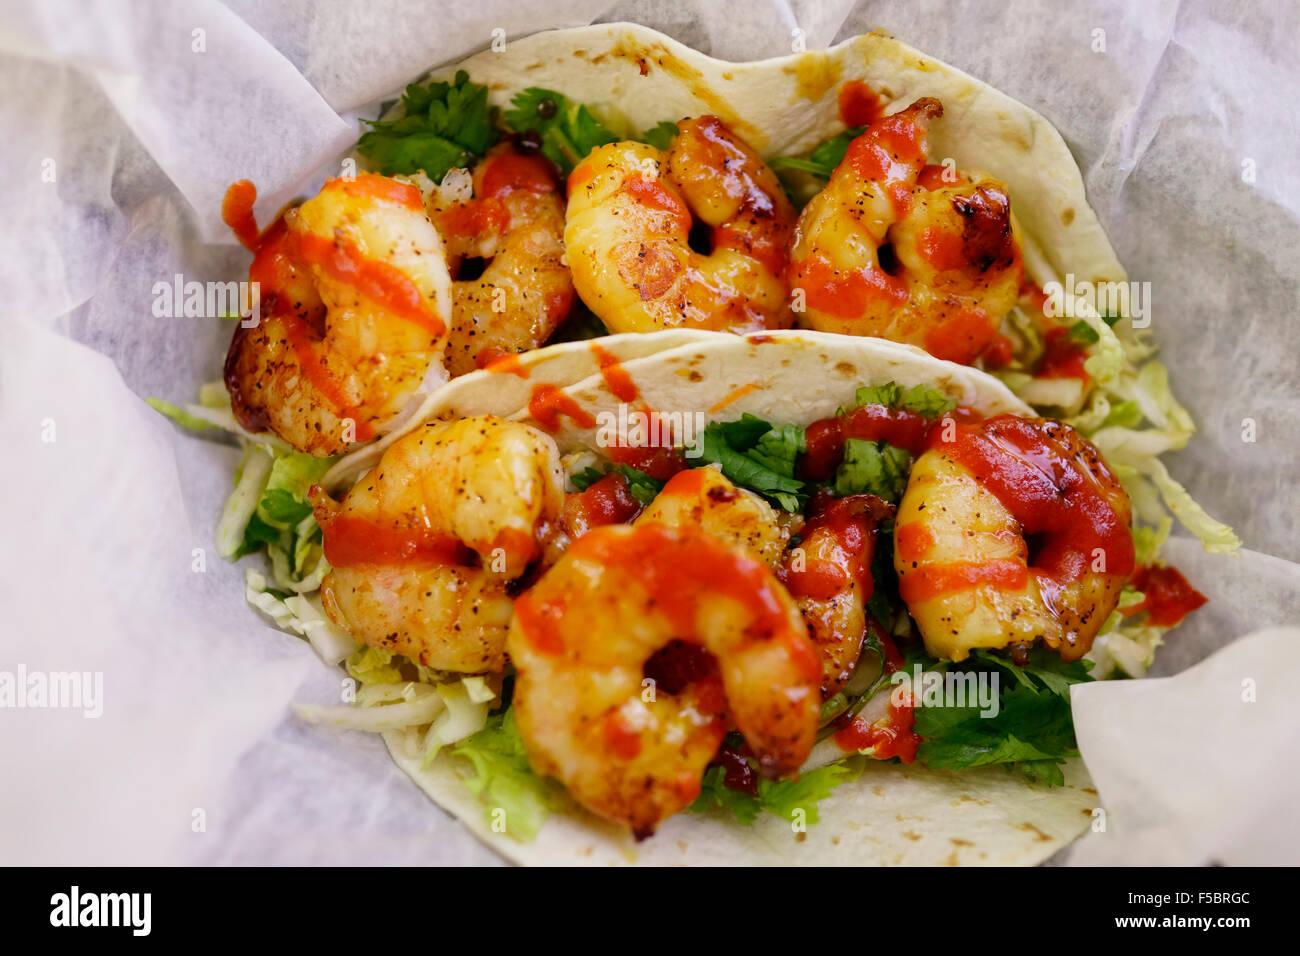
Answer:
503;87;618;174
853;382;956;418
912;647;1095;786
358;70;498;179
770;126;864;179
569;463;664;506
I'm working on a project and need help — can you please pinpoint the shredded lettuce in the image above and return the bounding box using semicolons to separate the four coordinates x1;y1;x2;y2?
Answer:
244;569;358;664
452;708;562;842
218;445;275;558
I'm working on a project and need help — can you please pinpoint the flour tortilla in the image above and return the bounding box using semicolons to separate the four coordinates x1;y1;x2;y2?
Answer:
361;23;1121;864
323;328;716;489
379;328;1099;865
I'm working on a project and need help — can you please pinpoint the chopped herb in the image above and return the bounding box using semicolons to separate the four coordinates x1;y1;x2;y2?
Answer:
504;87;618;173
357;70;498;179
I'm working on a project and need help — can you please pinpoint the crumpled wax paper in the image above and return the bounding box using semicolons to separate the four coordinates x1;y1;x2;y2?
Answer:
1;0;1296;865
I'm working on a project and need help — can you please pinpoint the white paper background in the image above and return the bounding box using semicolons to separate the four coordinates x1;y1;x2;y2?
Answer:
1;0;1296;865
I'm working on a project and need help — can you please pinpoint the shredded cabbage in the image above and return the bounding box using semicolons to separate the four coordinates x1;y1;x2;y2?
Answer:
244;569;359;664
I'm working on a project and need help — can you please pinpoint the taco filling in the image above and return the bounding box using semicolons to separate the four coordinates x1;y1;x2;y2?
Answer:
147;24;1238;862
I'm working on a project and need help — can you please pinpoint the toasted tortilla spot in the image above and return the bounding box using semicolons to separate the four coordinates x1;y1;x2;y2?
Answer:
1016;822;1053;842
1062;207;1075;226
903;830;922;841
951;837;974;846
833;361;858;377
785;51;842;101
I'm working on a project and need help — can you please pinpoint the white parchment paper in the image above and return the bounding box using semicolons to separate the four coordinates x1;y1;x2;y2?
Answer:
1;0;1297;865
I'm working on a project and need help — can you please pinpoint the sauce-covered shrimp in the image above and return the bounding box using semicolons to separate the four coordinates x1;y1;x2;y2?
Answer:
894;415;1133;662
788;99;1023;364
508;522;820;837
223;174;453;456
565;116;796;333
310;415;564;673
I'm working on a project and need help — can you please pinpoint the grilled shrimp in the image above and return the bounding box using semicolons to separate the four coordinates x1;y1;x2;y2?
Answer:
788;99;1023;365
634;466;789;568
508;522;821;837
225;174;453;456
428;145;574;374
311;415;564;673
893;415;1133;662
780;494;894;698
565;116;796;333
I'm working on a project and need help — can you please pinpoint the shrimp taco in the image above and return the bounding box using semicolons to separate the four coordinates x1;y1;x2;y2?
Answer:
292;328;1184;865
147;23;1238;864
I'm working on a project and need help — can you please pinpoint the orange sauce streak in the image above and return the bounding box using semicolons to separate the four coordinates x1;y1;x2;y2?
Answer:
321;172;424;211
480;150;558;198
917;225;969;271
707;382;760;414
480;350;529;376
838;79;885;127
899;558;1029;604
832;691;919;761
528;383;597;432
588;342;639;402
221;180;260;251
845;110;930;217
321;516;469;567
792;252;909;321
895;521;935;562
438;197;509;239
922;307;997;365
287;230;445;337
567;161;595;193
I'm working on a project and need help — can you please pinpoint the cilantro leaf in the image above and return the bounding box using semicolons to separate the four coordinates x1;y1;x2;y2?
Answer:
770;126;864;179
911;644;1092;786
699;421;806;511
718;413;773;452
640;120;678;151
258;488;313;526
748;424;805;479
915;685;1079;780
358;70;497;179
834;438;910;501
569;463;664;506
854;381;956;418
504;87;617;173
690;761;862;826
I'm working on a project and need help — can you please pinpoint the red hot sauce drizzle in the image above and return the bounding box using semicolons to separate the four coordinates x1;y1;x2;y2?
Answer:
220;174;444;441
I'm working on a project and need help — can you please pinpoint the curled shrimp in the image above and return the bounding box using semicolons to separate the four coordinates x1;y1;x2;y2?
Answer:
224;173;453;456
565;116;796;333
788;98;1023;365
633;466;789;568
780;493;895;698
508;522;821;837
893;415;1133;662
310;415;564;673
427;144;575;374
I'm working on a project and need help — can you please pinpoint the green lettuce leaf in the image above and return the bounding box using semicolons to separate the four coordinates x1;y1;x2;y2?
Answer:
452;708;562;842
